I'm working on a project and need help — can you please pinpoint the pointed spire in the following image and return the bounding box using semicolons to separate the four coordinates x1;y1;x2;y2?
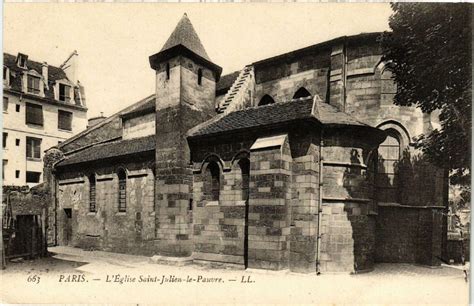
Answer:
160;13;211;62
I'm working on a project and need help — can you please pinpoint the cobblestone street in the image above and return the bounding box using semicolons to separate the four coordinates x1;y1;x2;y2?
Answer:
1;246;469;304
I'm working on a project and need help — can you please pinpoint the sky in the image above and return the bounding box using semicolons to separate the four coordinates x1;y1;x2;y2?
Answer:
4;3;393;118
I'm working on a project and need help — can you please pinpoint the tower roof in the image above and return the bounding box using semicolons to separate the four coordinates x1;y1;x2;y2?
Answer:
149;13;222;80
160;13;211;62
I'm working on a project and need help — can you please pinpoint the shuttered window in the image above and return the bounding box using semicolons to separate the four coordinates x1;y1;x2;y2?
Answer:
58;110;73;131
26;137;41;159
27;75;41;94
118;169;127;212
25;103;44;126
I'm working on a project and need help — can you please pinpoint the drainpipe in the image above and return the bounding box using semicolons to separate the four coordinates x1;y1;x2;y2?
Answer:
316;128;324;275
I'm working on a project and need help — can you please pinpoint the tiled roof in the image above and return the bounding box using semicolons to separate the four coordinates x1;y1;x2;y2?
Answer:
187;97;369;138
56;135;155;167
160;14;211;62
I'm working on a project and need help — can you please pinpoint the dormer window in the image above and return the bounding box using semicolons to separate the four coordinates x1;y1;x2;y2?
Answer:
59;83;71;102
16;53;28;68
27;75;41;94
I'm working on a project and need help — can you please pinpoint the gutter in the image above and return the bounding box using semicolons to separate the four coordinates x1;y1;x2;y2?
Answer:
316;127;324;275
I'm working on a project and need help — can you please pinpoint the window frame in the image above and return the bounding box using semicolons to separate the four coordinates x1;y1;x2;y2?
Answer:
25;102;44;127
59;83;72;103
27;74;41;95
26;136;42;160
58;109;73;131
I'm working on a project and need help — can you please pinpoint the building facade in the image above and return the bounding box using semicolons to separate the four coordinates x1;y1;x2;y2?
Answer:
3;52;88;187
47;15;448;273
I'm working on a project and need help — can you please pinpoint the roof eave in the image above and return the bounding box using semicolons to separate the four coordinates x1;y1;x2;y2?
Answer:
149;44;223;81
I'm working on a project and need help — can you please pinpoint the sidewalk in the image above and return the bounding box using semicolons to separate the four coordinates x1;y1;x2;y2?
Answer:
1;246;470;305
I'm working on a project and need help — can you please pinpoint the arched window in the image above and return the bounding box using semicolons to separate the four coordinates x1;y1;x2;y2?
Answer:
166;63;170;80
204;161;220;201
376;130;401;203
89;174;96;213
117;168;127;212
293;87;311;99
197;68;203;86
258;95;275;106
238;158;250;201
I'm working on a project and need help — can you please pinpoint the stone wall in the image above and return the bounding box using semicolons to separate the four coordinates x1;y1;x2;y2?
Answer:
55;157;157;255
318;128;379;273
375;206;444;266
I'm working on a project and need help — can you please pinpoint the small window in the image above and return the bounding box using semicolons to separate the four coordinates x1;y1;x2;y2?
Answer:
25;103;44;126
239;158;250;201
26;171;41;183
15;139;20;146
15;104;20;112
198;68;203;86
293;87;311;99
204;161;220;201
376;131;401;203
17;54;28;68
15;170;20;179
59;84;71;102
27;75;41;94
258;95;275;106
26;137;41;159
58;110;73;131
118;168;127;212
89;174;96;213
3;97;8;112
166;63;170;80
3;66;8;80
2;133;7;149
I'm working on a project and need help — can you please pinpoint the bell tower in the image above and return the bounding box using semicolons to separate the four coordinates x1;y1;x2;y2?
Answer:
149;14;222;256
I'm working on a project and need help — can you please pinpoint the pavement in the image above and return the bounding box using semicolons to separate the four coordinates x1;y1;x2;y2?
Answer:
0;246;470;305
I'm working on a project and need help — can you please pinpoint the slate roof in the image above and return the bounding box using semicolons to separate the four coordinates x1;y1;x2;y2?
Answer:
160;14;211;62
187;96;370;138
4;52;84;107
56;135;155;167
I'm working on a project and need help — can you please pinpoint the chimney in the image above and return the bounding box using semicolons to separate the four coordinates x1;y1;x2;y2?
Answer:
42;62;48;85
60;50;79;84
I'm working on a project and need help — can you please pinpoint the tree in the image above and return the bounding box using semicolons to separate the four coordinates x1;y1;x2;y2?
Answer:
381;3;472;185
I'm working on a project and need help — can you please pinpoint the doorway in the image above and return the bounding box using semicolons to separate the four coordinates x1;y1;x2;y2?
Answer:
63;208;72;245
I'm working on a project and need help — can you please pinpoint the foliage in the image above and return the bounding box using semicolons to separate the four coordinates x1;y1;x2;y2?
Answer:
381;3;472;185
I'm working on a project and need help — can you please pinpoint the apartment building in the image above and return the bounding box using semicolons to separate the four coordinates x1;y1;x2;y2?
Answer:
3;52;88;187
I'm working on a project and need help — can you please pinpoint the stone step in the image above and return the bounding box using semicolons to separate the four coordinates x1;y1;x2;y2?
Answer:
149;255;193;267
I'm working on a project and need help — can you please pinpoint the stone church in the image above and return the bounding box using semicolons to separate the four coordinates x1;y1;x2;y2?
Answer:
45;14;448;273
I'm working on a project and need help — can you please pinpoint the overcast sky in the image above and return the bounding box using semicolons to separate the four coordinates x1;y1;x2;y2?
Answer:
4;3;393;118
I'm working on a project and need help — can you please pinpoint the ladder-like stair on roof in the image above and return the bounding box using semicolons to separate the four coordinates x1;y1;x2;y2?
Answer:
218;65;253;114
